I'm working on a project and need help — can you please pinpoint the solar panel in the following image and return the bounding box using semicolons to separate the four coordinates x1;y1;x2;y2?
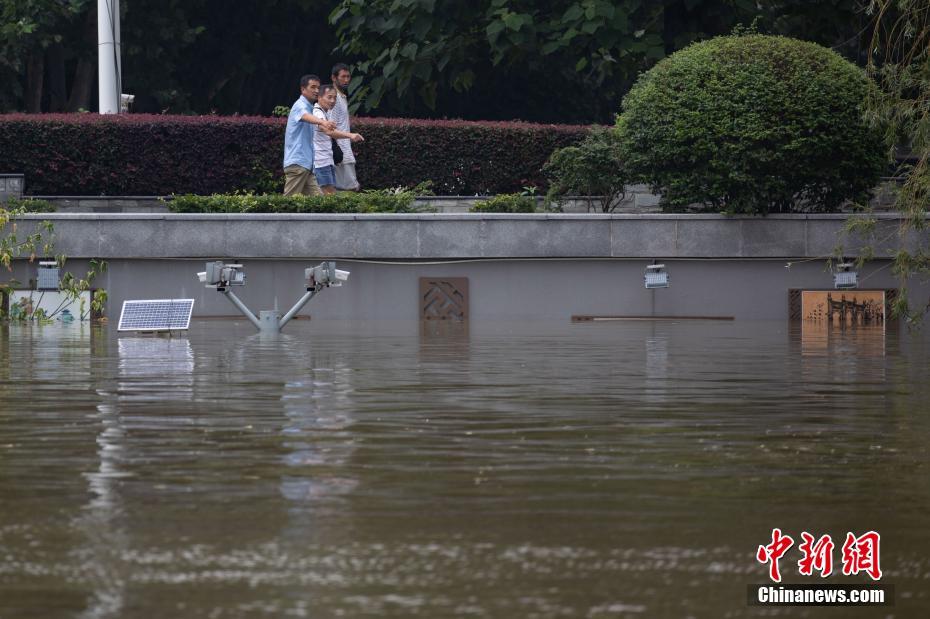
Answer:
118;299;195;332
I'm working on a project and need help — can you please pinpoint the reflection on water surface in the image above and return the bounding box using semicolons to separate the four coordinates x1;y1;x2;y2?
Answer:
0;320;928;618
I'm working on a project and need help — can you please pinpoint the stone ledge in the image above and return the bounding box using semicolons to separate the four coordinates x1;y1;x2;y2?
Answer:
13;213;923;260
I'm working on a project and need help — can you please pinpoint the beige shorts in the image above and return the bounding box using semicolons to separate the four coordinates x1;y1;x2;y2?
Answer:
334;162;360;191
283;164;322;196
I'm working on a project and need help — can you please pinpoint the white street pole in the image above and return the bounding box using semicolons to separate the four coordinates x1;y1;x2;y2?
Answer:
97;0;121;114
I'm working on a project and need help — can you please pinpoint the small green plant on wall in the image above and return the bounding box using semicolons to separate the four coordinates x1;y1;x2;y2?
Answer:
1;204;107;322
469;194;538;213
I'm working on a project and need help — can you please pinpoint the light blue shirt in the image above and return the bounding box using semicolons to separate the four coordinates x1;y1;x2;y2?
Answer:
283;95;315;169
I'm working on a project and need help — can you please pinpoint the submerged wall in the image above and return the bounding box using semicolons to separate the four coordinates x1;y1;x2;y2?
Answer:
9;213;927;321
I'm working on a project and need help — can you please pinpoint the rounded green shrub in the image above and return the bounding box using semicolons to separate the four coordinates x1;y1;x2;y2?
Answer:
617;34;888;214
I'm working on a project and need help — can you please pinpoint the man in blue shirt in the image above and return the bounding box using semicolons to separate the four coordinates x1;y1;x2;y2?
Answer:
283;75;336;196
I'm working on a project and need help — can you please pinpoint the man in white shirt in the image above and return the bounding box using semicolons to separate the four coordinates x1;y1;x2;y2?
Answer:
313;84;364;195
330;63;360;191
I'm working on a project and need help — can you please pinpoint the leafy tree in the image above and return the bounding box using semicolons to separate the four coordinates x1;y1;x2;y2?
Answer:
330;0;691;122
0;0;873;121
330;0;869;123
845;0;930;323
0;0;93;112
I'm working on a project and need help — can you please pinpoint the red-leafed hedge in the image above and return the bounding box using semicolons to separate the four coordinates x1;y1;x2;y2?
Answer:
0;114;589;196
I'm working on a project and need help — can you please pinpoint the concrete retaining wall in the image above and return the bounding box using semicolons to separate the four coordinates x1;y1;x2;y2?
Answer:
7;213;927;321
15;212;917;259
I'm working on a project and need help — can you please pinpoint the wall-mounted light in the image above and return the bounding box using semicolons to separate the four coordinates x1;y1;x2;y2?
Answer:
37;260;60;291
834;262;858;289
645;264;669;289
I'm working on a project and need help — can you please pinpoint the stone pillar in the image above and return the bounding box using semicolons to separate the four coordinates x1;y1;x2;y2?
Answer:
0;174;25;203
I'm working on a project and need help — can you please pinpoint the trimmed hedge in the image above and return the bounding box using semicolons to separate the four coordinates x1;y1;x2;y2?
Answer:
0;114;588;196
166;190;430;214
618;34;888;214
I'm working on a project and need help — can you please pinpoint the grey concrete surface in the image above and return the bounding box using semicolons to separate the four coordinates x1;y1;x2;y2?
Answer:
0;174;24;203
14;212;921;260
11;255;922;322
7;213;927;321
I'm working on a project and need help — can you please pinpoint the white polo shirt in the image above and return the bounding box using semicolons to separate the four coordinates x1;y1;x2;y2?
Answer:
312;104;335;168
329;91;355;164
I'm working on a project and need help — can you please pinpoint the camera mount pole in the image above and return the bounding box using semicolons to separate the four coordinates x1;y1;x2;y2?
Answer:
278;288;319;331
218;287;262;331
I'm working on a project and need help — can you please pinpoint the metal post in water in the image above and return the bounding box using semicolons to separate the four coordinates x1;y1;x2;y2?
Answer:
220;289;262;331
278;290;317;330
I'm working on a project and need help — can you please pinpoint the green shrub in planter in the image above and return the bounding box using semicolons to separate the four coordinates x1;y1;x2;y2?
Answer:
165;188;428;214
469;194;537;213
544;126;628;212
617;34;888;214
2;198;55;213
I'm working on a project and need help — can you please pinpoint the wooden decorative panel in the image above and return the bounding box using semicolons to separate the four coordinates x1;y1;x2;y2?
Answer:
789;289;897;321
420;277;468;321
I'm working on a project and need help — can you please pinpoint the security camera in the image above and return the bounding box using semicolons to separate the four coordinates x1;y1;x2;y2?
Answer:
198;261;246;288
305;261;350;290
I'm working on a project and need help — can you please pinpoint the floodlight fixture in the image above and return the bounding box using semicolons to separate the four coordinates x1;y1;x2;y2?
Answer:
644;263;669;289
834;262;858;290
305;261;350;290
198;261;246;289
195;260;349;333
36;260;60;291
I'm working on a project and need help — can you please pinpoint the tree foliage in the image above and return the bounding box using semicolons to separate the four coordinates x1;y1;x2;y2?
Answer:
329;0;742;122
0;1;875;122
329;0;869;122
617;33;887;214
0;0;338;116
0;0;92;112
544;127;628;212
858;0;930;322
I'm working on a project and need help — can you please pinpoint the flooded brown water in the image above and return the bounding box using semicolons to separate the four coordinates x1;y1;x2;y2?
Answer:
0;319;928;618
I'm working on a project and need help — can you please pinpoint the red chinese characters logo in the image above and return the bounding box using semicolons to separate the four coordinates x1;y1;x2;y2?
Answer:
757;528;794;582
798;532;834;577
841;531;882;581
758;529;882;582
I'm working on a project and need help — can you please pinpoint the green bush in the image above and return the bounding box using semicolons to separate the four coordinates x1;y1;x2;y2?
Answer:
2;197;55;212
544;126;628;212
165;188;432;214
617;34;888;214
469;194;537;213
